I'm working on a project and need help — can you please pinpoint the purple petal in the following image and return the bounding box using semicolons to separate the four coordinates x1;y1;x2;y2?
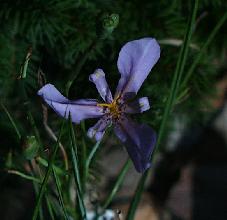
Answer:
38;84;104;123
87;115;111;141
89;69;113;103
124;97;150;114
115;38;160;98
114;117;156;172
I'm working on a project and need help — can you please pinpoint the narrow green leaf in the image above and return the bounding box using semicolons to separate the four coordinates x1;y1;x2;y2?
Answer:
181;12;227;89
27;111;42;148
32;121;65;220
8;170;41;183
69;118;87;219
69;119;82;191
52;167;70;220
126;173;148;220
1;103;21;140
85;140;101;175
71;147;87;219
20;47;32;79
102;159;131;209
45;195;56;220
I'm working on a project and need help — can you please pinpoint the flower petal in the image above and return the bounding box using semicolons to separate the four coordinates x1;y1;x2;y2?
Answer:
115;38;160;98
114;117;156;172
87;115;111;141
124;97;150;114
89;69;113;103
38;84;104;123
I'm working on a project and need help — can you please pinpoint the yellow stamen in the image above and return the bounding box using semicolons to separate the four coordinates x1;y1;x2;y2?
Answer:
97;103;111;108
97;96;121;118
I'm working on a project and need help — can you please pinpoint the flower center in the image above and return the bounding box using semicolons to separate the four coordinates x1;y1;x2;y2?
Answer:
97;97;121;119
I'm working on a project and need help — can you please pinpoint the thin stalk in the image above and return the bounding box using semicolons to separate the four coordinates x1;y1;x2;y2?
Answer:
69;119;82;191
32;121;65;220
81;137;87;192
29;162;45;220
7;170;41;183
27;111;42;146
126;1;199;219
81;121;87;192
181;12;227;89
85;141;101;176
1;103;21;140
69;118;87;218
71;147;87;219
52;167;70;220
125;173;148;220
158;0;199;150
45;195;55;220
102;159;131;209
20;47;32;79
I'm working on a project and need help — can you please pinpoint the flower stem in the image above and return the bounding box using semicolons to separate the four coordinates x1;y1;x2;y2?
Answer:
102;159;131;209
181;12;227;89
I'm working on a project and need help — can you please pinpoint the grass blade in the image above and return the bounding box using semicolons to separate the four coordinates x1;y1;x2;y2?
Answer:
85;140;101;179
181;12;227;89
102;159;131;209
1;103;21;140
45;195;56;220
7;170;41;183
52;167;70;220
69;119;87;219
32;121;65;220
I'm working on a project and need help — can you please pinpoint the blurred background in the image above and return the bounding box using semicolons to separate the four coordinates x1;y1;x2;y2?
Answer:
0;0;227;219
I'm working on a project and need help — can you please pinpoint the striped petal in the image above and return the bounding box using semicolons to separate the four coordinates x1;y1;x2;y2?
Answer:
89;69;113;103
38;84;104;124
115;38;160;99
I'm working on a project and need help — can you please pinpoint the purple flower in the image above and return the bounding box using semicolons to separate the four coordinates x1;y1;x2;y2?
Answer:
38;38;160;172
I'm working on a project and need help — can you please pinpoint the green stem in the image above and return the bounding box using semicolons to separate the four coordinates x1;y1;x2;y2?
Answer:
7;170;41;183
45;195;55;220
126;172;148;220
80;121;87;192
69;118;87;219
181;12;227;89
85;141;101;175
126;1;199;219
32;122;65;220
71;147;87;219
52;167;70;220
102;159;131;209
1;103;21;140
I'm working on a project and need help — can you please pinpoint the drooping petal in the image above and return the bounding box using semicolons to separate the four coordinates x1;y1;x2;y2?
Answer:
124;97;150;114
115;38;160;99
89;69;113;103
38;84;104;123
87;115;111;141
114;116;156;172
